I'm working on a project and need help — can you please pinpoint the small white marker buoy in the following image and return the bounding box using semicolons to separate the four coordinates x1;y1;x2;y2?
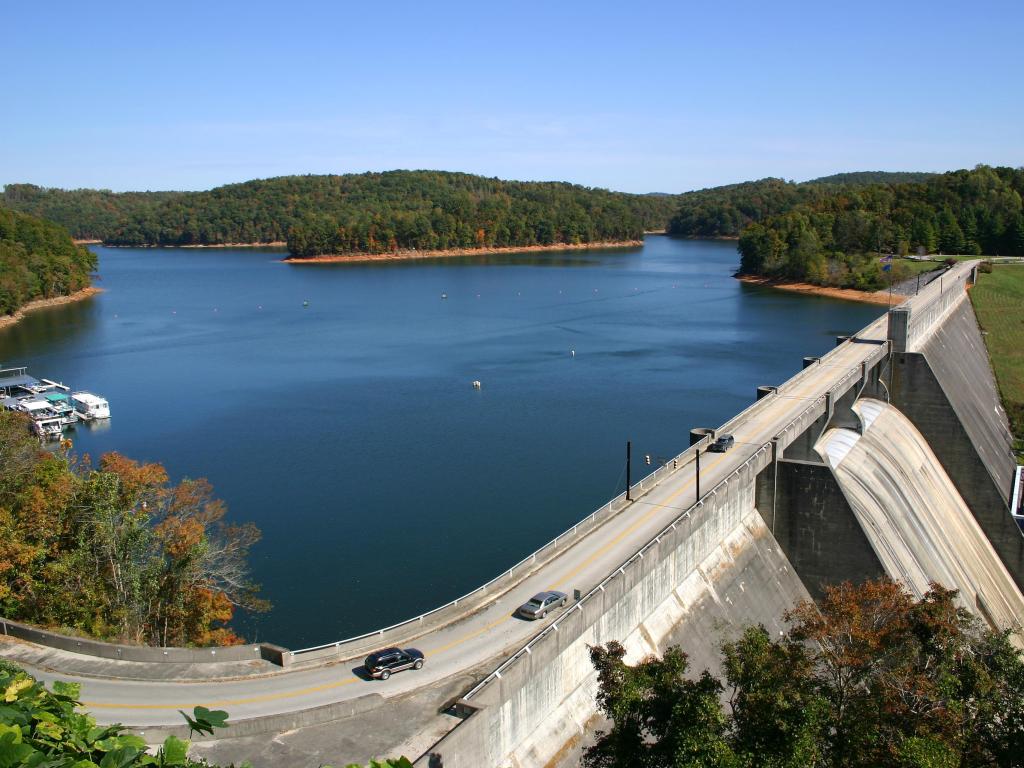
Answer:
571;349;575;357
441;293;447;299
303;300;310;307
472;380;482;389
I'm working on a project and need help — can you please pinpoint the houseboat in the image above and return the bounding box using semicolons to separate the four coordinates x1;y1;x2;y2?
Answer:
71;392;111;421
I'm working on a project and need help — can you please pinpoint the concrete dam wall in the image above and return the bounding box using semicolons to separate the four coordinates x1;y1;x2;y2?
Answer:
889;297;1024;591
418;262;1023;767
416;463;810;768
817;399;1024;634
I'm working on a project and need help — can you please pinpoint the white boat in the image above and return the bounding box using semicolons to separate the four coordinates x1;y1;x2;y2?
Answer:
17;399;65;440
71;392;110;421
31;416;64;440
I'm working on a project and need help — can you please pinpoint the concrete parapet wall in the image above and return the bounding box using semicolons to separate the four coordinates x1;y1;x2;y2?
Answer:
888;261;975;353
0;618;286;665
133;693;385;742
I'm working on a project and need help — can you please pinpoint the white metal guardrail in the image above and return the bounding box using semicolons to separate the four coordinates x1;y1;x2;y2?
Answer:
1012;465;1023;521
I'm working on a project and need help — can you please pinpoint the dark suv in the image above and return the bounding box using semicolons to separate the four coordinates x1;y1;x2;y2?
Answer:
363;647;425;680
707;434;735;453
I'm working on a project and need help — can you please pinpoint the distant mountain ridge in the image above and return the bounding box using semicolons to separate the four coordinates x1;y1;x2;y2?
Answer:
1;171;679;258
805;171;939;185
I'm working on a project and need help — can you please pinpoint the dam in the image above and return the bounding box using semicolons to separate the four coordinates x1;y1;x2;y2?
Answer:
410;259;1023;767
1;259;1021;767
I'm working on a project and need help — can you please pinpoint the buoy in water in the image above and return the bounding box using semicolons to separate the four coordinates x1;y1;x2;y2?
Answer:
472;380;482;389
303;300;309;308
571;349;575;357
441;293;447;299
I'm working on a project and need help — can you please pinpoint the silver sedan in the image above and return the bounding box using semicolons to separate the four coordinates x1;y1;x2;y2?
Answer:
516;590;568;620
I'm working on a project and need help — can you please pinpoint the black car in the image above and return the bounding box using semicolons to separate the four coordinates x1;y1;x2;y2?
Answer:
363;647;425;680
707;433;735;453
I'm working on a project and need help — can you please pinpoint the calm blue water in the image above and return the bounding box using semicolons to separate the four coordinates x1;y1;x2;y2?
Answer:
0;237;881;647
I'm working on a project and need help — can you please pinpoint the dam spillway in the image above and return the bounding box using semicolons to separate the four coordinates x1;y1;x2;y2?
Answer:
817;398;1024;634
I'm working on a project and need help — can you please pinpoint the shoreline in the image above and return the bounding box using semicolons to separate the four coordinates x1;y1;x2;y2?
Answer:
283;240;644;264
736;275;906;306
0;286;104;330
92;241;288;249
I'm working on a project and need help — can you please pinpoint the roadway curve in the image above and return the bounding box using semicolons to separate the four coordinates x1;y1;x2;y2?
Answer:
17;316;891;728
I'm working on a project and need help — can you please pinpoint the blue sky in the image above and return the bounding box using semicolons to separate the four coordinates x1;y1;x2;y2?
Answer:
4;0;1022;193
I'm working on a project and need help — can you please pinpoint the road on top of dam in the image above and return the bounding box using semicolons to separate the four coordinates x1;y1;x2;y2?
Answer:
19;316;889;728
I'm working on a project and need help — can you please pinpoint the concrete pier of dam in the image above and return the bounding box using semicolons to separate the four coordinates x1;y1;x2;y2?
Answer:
3;259;1022;768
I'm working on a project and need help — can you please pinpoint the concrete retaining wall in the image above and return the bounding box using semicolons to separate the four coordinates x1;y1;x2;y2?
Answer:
134;693;385;742
0;618;287;665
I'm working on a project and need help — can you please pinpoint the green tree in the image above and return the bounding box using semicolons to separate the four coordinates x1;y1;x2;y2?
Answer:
585;641;737;768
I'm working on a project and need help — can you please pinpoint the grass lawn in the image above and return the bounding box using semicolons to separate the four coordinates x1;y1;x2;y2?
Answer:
970;264;1024;457
894;258;945;276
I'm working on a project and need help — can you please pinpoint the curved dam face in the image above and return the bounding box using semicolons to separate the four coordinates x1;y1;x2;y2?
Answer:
816;398;1024;632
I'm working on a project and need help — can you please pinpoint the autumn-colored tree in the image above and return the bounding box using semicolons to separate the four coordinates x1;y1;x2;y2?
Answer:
0;411;265;646
587;579;1024;768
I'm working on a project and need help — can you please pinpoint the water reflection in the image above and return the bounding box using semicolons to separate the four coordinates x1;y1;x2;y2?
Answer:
0;296;101;361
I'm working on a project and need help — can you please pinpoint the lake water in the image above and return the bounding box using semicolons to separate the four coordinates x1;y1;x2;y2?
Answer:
0;237;881;647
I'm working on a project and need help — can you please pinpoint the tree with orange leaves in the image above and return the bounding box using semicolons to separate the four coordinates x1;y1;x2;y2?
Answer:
0;411;266;647
587;578;1024;768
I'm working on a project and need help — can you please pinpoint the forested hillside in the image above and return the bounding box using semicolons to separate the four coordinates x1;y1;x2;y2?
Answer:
805;170;938;186
665;171;939;239
736;165;1024;290
2;172;679;257
0;207;96;316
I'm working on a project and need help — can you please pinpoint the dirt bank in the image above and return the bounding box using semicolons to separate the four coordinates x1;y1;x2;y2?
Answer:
737;275;906;306
0;287;104;330
284;240;644;264
100;242;287;249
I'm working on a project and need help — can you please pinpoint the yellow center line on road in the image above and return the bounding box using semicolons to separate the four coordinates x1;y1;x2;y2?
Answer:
427;613;511;656
547;450;731;591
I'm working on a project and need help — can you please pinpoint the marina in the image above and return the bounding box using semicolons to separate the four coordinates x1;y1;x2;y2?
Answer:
0;365;110;440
